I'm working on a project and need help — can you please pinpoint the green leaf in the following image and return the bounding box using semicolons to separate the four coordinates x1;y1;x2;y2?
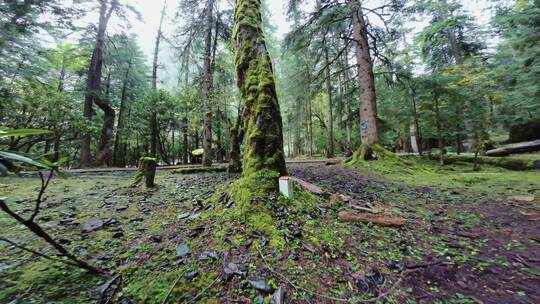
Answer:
0;151;50;169
0;129;51;138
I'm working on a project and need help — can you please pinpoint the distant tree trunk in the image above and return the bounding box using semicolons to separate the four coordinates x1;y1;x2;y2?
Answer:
307;98;313;157
228;108;243;173
150;0;167;158
80;1;116;167
410;89;422;154
434;95;444;165
233;0;287;179
96;71;115;165
202;0;215;167
216;104;223;162
343;46;353;150
292;99;301;157
194;130;200;149
324;39;334;158
113;65;130;167
182;117;188;164
351;0;379;147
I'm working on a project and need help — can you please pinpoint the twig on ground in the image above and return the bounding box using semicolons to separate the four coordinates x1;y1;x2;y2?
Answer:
255;245;349;303
376;278;402;302
161;269;189;304
0;237;80;268
181;275;221;304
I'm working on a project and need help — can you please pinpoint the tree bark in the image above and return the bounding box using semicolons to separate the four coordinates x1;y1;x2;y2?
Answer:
202;0;215;167
113;65;130;167
80;1;116;167
351;0;379;146
228;110;243;173
324;38;334;158
150;0;167;158
233;0;287;179
182;117;189;164
434;95;444;165
96;71;115;165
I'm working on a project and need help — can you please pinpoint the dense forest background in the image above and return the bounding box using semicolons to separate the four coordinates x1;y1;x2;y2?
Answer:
1;0;538;168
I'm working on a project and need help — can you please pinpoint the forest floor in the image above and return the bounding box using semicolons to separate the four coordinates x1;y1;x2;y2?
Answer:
1;158;539;304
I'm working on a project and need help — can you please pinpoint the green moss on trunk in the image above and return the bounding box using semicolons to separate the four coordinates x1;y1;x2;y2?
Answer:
233;0;287;193
345;143;406;166
132;157;157;188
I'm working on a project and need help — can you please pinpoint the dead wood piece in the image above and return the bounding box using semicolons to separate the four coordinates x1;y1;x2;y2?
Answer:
325;160;342;166
290;177;325;195
486;139;540;157
338;211;406;227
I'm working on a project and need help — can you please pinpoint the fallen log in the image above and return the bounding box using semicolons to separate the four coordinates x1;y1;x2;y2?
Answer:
325;160;342;166
486;139;540;157
428;154;537;170
290;177;325;195
172;166;227;174
338;211;406;227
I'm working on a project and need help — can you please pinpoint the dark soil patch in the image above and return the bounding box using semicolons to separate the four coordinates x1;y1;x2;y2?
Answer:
289;163;540;303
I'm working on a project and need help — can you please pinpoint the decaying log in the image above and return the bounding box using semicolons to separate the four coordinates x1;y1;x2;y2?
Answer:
325;160;342;166
338;211;406;227
486;139;540;157
290;177;325;195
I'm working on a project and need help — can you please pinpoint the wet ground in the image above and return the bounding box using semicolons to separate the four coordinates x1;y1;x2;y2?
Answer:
289;163;540;304
0;163;539;303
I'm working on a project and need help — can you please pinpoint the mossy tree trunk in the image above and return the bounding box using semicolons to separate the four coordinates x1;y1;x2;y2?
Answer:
233;0;287;185
133;157;157;188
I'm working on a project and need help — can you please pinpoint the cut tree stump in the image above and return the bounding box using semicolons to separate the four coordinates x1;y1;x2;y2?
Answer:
338;211;406;227
133;157;157;188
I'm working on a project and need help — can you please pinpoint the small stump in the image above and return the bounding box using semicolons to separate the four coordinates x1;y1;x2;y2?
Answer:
133;157;157;188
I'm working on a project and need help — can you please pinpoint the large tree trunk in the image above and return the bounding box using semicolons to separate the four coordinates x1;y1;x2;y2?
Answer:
80;0;115;167
202;0;216;167
233;0;287;181
351;0;379;146
96;71;115;165
324;39;334;158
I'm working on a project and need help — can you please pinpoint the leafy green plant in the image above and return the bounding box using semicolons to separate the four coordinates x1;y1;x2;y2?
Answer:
0;127;104;274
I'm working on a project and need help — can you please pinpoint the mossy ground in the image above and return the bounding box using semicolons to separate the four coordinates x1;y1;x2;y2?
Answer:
1;160;539;303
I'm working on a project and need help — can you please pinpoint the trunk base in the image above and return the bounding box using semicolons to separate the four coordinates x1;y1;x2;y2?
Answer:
345;143;404;165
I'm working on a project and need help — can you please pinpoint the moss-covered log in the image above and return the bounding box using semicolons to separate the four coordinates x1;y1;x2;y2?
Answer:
133;157;157;188
485;139;540;157
232;0;287;195
173;166;227;174
428;154;537;171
